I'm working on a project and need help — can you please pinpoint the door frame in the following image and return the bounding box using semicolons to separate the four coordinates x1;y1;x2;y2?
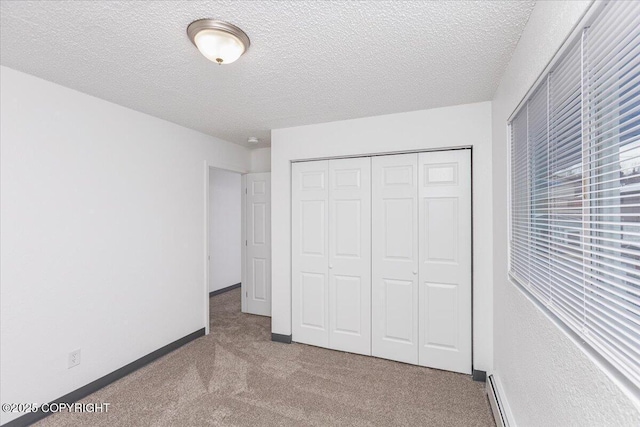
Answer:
241;174;247;313
289;146;475;373
203;162;247;335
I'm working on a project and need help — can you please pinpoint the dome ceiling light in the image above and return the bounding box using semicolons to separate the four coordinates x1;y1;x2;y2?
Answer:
187;19;250;65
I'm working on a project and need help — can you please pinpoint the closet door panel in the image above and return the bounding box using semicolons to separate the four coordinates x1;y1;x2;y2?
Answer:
292;161;329;347
371;154;419;364
418;150;471;374
329;157;371;355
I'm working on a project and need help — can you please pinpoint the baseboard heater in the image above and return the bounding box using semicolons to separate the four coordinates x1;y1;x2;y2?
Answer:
487;374;510;427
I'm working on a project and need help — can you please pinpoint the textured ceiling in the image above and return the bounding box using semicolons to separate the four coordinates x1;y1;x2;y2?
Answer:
0;1;534;147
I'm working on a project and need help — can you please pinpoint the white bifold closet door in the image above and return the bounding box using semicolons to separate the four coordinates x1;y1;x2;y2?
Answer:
372;150;471;374
293;150;470;374
417;150;471;374
292;160;330;347
371;153;420;364
292;158;372;355
329;158;371;354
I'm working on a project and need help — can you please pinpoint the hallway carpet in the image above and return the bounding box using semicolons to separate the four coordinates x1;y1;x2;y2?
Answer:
36;288;495;426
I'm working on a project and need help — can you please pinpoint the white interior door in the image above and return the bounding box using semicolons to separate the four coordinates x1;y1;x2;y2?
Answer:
328;157;371;355
418;150;471;374
371;153;419;364
245;172;271;316
292;161;329;347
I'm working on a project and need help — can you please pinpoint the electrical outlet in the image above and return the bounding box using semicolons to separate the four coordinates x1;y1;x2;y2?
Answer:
68;349;81;369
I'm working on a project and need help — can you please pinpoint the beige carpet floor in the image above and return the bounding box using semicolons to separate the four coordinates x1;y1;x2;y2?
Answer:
36;288;495;426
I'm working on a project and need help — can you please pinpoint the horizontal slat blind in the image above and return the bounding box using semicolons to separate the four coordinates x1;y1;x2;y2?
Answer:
584;0;640;385
511;108;529;285
509;0;640;387
529;79;551;301
549;39;584;330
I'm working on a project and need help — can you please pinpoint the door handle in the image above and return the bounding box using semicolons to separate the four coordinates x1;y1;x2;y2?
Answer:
413;271;417;275
329;265;333;269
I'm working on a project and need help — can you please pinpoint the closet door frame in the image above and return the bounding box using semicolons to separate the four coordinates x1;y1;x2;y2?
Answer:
290;147;474;374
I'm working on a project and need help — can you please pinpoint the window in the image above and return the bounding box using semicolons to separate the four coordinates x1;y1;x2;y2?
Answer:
509;0;640;387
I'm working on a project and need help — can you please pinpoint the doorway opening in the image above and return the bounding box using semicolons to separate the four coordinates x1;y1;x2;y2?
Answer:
205;166;272;332
208;167;243;325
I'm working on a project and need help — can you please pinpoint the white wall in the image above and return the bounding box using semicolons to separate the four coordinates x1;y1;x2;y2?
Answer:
271;102;493;371
491;1;640;425
0;66;250;425
251;147;271;172
209;168;242;292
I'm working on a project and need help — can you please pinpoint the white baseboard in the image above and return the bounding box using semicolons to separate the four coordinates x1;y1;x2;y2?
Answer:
487;374;516;427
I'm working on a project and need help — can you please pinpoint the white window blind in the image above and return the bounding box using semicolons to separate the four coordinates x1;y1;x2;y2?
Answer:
509;0;640;387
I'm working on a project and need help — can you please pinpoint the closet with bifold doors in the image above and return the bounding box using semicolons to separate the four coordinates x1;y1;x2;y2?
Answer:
292;149;471;374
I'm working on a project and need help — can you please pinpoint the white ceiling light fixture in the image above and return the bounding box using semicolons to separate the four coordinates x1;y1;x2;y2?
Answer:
247;137;259;145
187;19;250;65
